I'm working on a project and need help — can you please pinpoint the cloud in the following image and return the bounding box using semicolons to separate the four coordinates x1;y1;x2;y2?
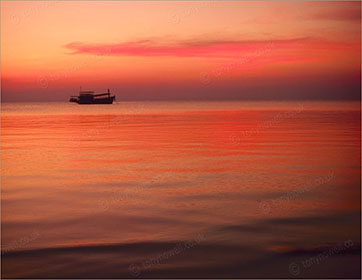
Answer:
64;37;312;58
311;9;361;22
308;4;361;22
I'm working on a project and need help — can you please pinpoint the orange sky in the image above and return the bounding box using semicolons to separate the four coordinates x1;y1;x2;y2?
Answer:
1;1;361;101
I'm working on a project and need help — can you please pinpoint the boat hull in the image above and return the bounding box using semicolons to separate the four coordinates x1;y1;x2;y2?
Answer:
73;96;115;104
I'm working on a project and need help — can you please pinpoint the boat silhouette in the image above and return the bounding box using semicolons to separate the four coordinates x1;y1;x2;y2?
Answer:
70;88;115;104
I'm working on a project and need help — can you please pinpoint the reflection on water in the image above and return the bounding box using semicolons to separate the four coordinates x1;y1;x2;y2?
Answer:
1;101;361;278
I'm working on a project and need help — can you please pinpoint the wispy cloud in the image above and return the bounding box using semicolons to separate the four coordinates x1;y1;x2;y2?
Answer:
64;37;314;58
310;8;361;22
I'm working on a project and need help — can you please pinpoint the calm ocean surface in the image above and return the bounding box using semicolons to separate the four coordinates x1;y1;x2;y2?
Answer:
1;101;361;278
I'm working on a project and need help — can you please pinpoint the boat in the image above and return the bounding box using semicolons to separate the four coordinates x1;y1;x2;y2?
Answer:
69;88;115;104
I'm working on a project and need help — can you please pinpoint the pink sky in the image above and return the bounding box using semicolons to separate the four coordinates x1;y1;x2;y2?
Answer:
1;1;361;101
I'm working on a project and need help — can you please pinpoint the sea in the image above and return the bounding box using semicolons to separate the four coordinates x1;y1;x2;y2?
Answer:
1;101;361;278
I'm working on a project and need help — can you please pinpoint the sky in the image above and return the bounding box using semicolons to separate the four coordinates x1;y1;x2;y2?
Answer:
1;1;361;102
